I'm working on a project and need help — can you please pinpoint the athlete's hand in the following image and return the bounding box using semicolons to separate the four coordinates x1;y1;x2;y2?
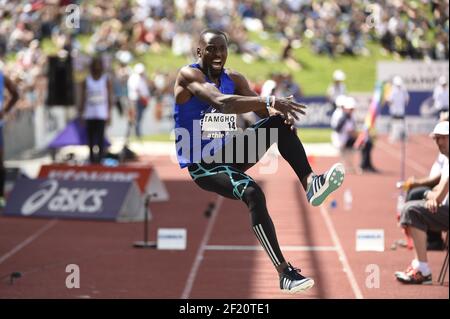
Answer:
284;113;296;131
273;95;306;121
268;108;296;131
425;198;439;214
280;113;296;131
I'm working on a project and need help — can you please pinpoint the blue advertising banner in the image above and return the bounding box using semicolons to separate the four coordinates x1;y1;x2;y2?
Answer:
295;92;439;129
3;178;142;221
296;96;333;128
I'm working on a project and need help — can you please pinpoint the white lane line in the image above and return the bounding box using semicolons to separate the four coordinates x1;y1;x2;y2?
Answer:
377;140;428;175
319;205;364;299
205;245;337;251
181;195;223;299
0;219;58;265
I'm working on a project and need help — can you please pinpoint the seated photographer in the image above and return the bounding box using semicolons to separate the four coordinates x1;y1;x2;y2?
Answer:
396;121;449;284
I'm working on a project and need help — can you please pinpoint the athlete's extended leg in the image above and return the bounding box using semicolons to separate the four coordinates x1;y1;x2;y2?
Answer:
188;162;314;292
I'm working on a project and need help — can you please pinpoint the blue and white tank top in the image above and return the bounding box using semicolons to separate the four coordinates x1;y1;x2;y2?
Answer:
173;63;235;168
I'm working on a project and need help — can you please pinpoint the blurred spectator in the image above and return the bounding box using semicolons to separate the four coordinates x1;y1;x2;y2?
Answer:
260;72;281;97
78;56;113;164
153;70;168;119
327;69;347;110
127;63;151;139
280;38;302;70
111;54;135;139
330;95;360;174
112;50;132;122
261;72;303;105
359;132;377;173
280;73;303;101
432;75;449;117
386;75;409;143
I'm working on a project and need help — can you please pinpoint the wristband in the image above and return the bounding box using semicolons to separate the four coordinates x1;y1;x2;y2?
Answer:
271;95;276;108
265;95;271;112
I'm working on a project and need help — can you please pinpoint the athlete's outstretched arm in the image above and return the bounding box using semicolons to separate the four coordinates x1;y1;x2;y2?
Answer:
176;66;305;120
230;70;298;129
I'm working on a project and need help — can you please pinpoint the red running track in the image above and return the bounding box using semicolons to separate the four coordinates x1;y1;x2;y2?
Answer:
0;135;447;298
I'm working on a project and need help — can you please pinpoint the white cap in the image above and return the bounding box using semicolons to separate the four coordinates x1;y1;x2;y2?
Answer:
134;63;145;74
116;51;132;64
335;95;347;108
393;76;403;86
333;70;346;81
438;76;448;86
430;121;449;137
343;96;356;109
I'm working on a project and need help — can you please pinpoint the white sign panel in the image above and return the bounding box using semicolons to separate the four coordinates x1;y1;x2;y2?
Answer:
356;229;385;252
377;61;449;91
157;228;187;250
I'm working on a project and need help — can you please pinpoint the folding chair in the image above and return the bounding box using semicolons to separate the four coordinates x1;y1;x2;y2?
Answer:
438;232;449;285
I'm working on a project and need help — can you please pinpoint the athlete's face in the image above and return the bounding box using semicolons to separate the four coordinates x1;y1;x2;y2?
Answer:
197;33;228;77
434;134;449;156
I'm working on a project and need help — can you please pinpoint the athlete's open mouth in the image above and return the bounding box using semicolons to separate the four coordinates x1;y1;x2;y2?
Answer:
211;60;222;69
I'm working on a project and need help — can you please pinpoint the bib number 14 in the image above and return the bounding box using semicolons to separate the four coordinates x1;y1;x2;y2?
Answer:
202;113;237;132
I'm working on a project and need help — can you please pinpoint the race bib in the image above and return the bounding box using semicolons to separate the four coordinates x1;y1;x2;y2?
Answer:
201;113;237;132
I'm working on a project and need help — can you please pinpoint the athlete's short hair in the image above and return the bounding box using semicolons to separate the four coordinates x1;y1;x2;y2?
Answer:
199;29;228;44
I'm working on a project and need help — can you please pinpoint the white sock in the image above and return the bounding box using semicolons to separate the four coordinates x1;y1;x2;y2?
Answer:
411;259;419;268
416;261;431;276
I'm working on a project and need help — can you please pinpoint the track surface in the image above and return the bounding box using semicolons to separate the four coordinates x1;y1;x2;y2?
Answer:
0;135;448;299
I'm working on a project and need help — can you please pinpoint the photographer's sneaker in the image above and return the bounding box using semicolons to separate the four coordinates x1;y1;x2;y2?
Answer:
306;163;345;206
395;267;432;285
395;265;413;278
279;263;314;293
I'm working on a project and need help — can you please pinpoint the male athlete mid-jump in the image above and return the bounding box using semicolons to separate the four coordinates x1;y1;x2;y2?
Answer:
173;29;345;293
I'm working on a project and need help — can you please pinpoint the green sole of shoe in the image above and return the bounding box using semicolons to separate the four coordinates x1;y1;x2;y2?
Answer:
311;163;345;207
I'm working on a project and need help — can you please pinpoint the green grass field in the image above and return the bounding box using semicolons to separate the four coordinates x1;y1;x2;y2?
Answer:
33;30;393;96
138;35;393;96
297;128;332;143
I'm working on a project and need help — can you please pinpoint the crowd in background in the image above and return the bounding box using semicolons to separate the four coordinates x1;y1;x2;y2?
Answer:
0;0;448;115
